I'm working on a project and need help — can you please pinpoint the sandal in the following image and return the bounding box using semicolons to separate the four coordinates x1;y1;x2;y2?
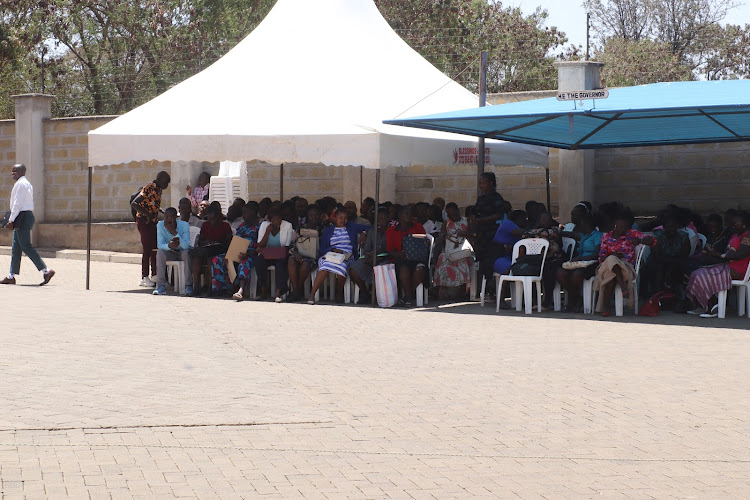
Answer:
233;291;244;301
700;304;719;318
601;311;611;317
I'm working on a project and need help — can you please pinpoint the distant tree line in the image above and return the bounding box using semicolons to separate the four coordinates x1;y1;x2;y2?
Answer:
0;0;746;118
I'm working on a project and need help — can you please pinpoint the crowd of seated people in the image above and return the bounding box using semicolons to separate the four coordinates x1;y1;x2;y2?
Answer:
151;179;750;318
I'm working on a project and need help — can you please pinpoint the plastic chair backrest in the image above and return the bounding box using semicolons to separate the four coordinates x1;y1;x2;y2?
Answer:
562;237;576;259
741;259;750;282
510;238;549;278
189;226;201;248
634;244;647;274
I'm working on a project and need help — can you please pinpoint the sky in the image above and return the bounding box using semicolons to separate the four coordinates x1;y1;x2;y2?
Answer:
510;0;750;50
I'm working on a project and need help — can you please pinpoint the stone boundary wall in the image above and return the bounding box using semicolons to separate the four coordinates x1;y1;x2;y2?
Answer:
246;163;345;202
596;142;750;215
42;116;172;223
395;161;558;213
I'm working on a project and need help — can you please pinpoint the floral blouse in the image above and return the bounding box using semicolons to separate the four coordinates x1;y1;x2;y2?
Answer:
598;229;645;265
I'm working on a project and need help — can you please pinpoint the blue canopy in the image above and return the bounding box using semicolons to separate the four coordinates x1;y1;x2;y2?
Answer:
384;80;750;150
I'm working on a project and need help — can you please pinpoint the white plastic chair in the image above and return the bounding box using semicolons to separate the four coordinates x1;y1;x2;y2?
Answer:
469;261;480;301
494;238;549;314
553;237;577;312
717;264;750;319
598;244;646;316
189;226;201;248
165;261;186;294
415;234;435;307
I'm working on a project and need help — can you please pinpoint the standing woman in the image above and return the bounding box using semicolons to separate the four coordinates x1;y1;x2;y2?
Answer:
307;207;368;304
472;172;506;297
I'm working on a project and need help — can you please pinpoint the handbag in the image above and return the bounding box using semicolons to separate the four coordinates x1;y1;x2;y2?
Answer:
444;237;474;263
402;234;430;264
639;289;677;317
374;263;398;308
509;254;543;276
261;246;288;260
323;251;350;264
296;235;318;259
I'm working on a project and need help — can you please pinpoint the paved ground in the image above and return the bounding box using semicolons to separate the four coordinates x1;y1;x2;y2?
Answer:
0;255;749;499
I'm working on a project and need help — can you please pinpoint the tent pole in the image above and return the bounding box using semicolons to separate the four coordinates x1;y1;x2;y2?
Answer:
86;166;92;290
546;167;551;214
360;166;363;206
280;163;284;200
476;50;488;196
372;168;380;306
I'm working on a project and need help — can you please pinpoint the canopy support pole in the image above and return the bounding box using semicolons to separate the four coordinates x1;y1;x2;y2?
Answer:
280;163;284;201
545;167;551;214
476;51;487;196
86;166;92;290
372;168;380;306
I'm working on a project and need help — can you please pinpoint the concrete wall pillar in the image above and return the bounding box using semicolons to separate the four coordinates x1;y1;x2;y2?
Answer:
343;166;396;207
14;94;54;226
553;62;604;218
170;161;205;209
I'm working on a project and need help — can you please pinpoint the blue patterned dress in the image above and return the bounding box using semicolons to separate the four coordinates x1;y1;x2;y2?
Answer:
211;222;259;292
317;227;354;277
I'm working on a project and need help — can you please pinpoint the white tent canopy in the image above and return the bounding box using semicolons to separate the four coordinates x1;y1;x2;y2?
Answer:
87;0;547;169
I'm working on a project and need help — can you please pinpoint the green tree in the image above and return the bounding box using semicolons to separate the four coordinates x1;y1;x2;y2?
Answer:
583;0;743;82
375;0;571;93
596;37;692;86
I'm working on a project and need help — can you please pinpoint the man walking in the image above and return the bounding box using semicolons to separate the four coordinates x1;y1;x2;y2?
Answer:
131;170;170;287
1;164;54;285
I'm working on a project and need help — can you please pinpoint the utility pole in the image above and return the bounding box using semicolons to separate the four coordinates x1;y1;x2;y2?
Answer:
476;51;487;196
41;46;47;93
586;13;591;61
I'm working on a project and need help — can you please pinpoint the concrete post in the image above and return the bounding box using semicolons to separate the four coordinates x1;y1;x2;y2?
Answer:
553;62;604;218
13;94;54;227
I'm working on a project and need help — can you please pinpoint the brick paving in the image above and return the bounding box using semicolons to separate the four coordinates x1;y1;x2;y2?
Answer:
0;256;749;498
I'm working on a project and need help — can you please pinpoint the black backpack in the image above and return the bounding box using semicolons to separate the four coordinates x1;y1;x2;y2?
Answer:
129;186;144;220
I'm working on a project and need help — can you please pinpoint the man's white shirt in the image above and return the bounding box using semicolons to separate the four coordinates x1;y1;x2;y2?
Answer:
9;175;34;223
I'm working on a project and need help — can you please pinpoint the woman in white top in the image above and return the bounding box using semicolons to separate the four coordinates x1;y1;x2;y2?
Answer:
255;208;294;301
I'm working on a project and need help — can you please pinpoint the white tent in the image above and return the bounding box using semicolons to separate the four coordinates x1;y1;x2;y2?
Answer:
87;0;547;169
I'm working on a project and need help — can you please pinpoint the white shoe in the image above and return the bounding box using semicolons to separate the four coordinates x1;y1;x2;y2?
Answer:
139;277;156;287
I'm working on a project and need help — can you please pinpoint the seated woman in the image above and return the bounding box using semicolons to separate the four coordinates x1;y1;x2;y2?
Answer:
522;211;565;310
189;203;233;296
307;207;369;304
593;208;655;316
287;205;322;302
255;207;294;302
641;214;690;297
686;211;750;318
556;213;602;312
349;208;389;305
433;202;471;300
493;210;528;275
210;202;261;301
386;205;427;306
562;201;592;232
